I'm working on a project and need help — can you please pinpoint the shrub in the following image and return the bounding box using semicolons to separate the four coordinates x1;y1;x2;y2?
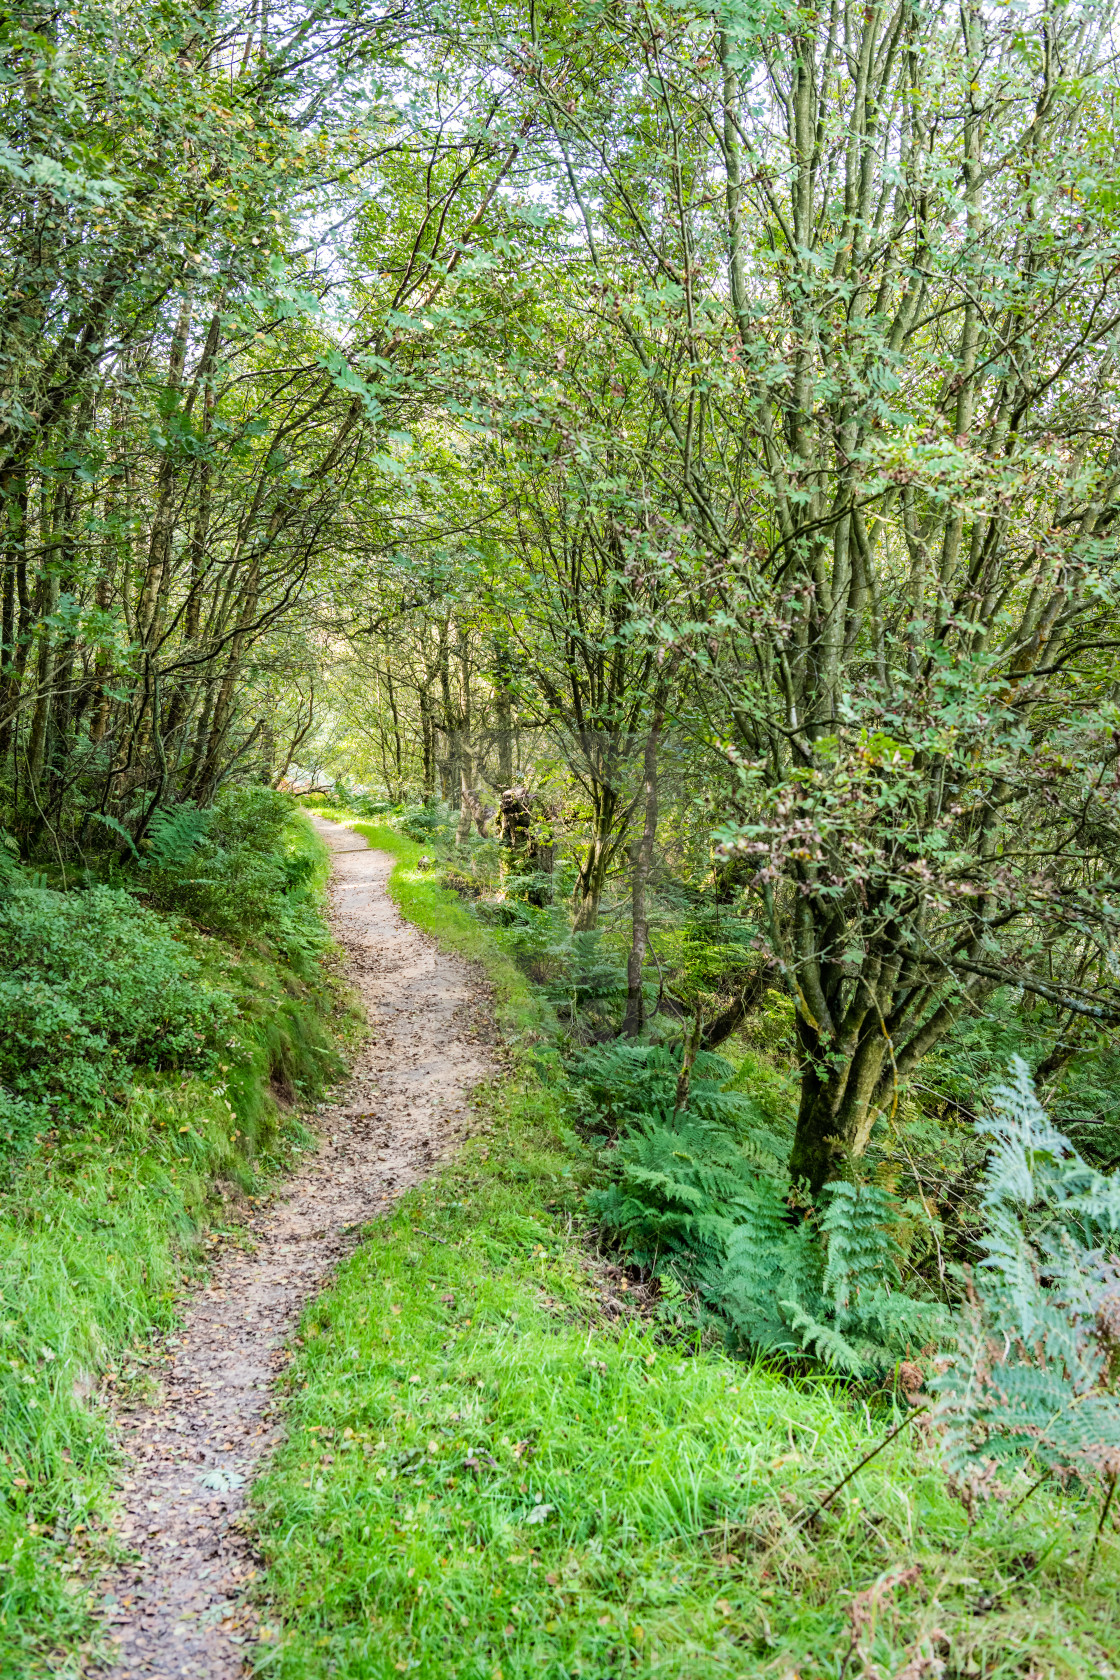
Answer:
142;786;326;962
543;930;628;1019
0;885;235;1146
572;1041;768;1136
589;1109;762;1272
396;799;457;847
580;1042;944;1376
143;803;212;868
714;1175;944;1374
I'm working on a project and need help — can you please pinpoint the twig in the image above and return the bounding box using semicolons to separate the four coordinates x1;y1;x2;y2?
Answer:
22;742;68;888
1086;1470;1118;1581
1006;1468;1050;1519
645;929;666;1015
797;1407;929;1528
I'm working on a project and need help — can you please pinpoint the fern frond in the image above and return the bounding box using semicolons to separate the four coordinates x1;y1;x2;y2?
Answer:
144;804;213;869
934;1058;1120;1491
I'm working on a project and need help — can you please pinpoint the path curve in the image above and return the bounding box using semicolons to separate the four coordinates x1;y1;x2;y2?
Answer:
94;818;494;1678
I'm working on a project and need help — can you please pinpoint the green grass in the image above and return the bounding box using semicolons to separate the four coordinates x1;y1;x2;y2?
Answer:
0;808;348;1677
252;820;1120;1680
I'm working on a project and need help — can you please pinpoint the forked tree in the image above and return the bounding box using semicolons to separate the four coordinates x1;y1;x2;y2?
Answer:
496;0;1120;1188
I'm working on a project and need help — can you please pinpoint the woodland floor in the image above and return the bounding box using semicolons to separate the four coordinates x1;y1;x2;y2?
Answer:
91;818;496;1678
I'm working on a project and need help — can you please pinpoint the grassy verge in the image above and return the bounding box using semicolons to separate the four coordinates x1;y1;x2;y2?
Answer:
0;807;347;1677
252;818;1120;1680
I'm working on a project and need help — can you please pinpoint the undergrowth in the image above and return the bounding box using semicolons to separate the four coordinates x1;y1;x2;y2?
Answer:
254;815;1120;1680
576;1043;946;1379
0;792;347;1677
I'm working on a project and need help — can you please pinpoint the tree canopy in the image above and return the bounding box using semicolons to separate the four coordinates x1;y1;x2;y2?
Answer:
4;0;1120;1195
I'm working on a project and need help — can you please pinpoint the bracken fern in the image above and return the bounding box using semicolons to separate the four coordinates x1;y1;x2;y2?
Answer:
934;1058;1120;1494
580;1044;944;1376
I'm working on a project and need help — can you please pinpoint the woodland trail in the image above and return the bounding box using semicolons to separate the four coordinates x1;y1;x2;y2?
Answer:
92;818;496;1679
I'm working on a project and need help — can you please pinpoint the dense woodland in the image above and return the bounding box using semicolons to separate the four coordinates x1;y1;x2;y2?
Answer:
4;0;1120;1672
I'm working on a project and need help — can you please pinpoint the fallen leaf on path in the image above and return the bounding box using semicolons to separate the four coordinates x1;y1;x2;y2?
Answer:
199;1469;245;1491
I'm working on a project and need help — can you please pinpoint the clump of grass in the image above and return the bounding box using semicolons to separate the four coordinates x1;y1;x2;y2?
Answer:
251;829;1120;1680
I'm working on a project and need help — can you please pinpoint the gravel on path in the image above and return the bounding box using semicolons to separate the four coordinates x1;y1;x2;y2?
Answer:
92;818;494;1679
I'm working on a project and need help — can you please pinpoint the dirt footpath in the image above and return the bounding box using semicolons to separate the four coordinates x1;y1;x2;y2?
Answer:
93;818;494;1678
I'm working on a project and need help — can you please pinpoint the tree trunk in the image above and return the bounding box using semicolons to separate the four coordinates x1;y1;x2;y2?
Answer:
436;617;460;802
0;468;26;761
493;637;515;788
275;683;315;787
27;570;60;793
675;1003;703;1112
701;963;777;1051
622;709;663;1036
786;1008;895;1195
419;688;435;794
452;623;474;842
137;294;191;644
455;745;473;843
572;785;620;931
384;663;403;792
191;564;259;804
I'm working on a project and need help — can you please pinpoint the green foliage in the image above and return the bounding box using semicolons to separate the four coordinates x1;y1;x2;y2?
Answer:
676;907;759;1004
576;1044;943;1376
251;1000;1120;1680
571;1042;757;1134
714;1173;822;1357
143;788;327;966
743;1180;943;1377
0;885;235;1149
935;1060;1120;1493
0;831;19;889
142;804;212;869
90;812;139;858
716;1168;944;1376
0;808;342;1674
317;785;397;820
542;929;627;1019
395;799;458;847
590;1111;760;1273
917;992;1120;1176
0;792;336;1159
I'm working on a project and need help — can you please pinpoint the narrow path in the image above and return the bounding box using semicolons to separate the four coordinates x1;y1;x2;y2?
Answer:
94;819;494;1679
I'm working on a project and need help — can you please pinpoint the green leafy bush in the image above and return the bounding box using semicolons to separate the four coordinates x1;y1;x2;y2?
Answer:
676;906;760;1003
715;1176;944;1374
0;886;234;1147
317;782;396;818
143;786;326;962
143;803;212;868
572;1041;768;1135
543;930;627;1018
589;1110;761;1271
395;798;457;846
